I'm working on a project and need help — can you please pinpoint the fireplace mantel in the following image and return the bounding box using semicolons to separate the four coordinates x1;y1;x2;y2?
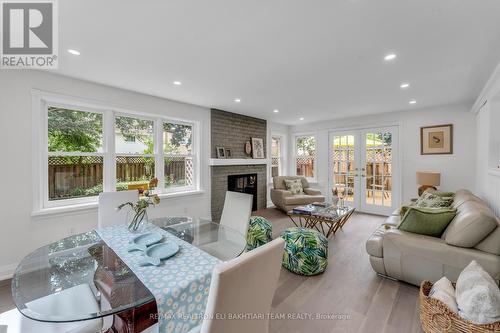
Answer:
209;158;270;166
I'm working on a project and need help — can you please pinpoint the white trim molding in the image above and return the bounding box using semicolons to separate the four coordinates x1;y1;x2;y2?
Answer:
0;262;18;281
209;158;270;166
471;59;500;114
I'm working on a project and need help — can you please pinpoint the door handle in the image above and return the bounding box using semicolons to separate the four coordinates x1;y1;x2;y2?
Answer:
361;174;366;177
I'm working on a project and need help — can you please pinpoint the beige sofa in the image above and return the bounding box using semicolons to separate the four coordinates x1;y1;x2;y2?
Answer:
270;176;325;212
366;189;500;286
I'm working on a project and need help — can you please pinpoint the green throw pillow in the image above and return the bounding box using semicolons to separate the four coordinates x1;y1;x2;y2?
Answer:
415;192;453;208
398;207;457;237
284;179;303;195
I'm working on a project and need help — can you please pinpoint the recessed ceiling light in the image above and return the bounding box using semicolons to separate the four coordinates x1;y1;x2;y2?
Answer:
67;49;80;56
409;100;417;105
299;117;304;121
384;53;397;61
400;82;410;89
273;109;279;113
234;98;241;103
173;81;182;86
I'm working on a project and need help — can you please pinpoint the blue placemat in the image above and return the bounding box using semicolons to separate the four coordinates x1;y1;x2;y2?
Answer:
96;222;221;333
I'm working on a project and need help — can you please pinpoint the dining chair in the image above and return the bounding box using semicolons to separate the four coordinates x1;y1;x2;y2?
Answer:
142;237;285;333
0;284;102;333
199;191;253;260
98;190;138;229
219;191;253;239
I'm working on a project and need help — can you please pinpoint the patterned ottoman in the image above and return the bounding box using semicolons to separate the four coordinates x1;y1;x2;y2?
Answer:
247;216;273;251
281;227;328;276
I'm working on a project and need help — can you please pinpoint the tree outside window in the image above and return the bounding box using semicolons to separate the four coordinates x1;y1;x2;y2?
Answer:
295;136;315;178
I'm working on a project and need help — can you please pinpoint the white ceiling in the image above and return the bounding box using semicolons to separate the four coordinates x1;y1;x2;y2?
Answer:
56;0;500;124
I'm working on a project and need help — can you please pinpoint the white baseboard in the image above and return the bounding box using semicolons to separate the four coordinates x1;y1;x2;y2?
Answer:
0;263;18;281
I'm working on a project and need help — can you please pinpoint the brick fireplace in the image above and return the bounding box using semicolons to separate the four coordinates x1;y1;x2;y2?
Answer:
210;109;268;222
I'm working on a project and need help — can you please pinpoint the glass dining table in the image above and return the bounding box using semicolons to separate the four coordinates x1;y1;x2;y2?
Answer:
11;217;246;332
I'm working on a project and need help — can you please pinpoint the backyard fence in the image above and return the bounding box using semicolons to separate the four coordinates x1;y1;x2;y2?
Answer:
48;156;192;199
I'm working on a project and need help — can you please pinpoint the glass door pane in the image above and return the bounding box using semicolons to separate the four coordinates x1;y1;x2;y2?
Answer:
331;134;356;203
361;128;397;214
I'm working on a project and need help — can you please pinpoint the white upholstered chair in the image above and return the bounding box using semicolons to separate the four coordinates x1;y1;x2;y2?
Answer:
200;191;253;260
0;284;102;333
219;191;253;239
142;237;285;333
97;190;138;229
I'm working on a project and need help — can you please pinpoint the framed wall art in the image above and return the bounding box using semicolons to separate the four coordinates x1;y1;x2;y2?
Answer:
420;124;453;155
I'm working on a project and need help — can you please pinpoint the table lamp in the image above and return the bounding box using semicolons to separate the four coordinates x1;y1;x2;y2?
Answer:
416;171;441;196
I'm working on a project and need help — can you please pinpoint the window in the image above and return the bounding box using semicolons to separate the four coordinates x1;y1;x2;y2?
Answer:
115;115;155;191
163;122;194;189
295;135;316;179
271;136;282;177
35;92;200;211
47;107;104;201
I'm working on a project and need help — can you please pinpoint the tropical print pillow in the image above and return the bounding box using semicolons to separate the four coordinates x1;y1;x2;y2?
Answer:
424;188;455;198
415;192;453;208
281;227;328;276
284;179;304;195
247;216;273;251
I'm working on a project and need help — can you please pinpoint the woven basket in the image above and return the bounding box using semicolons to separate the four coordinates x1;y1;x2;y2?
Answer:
419;281;500;333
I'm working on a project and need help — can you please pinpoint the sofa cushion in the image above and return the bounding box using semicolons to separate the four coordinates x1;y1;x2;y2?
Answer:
391;208;400;216
273;176;309;190
452;190;482;209
385;215;401;226
398;207;456;237
283;195;325;205
443;201;498;248
366;225;392;258
284;179;304;195
475;221;500;255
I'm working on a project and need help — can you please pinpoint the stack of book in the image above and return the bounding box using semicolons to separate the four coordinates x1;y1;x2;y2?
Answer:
292;204;317;215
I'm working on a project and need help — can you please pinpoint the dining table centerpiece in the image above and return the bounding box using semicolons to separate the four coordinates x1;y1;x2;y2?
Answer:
117;191;161;232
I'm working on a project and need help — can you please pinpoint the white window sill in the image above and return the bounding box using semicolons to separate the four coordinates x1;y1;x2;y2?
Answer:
31;189;206;218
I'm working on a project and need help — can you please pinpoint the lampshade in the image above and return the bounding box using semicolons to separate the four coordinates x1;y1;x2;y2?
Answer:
416;171;441;186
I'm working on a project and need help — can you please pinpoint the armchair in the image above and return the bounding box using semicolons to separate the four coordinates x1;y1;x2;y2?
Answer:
270;176;325;212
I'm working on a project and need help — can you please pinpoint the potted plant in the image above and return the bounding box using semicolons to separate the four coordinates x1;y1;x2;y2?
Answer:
117;191;160;232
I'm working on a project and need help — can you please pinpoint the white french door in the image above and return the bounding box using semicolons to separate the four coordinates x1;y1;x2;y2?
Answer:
329;126;399;215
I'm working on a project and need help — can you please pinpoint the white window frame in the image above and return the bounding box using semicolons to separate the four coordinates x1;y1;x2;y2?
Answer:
294;134;317;181
271;135;283;178
114;112;157;192
162;120;198;193
32;90;201;213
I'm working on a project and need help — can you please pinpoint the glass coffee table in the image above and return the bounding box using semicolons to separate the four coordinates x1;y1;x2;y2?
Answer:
287;204;355;238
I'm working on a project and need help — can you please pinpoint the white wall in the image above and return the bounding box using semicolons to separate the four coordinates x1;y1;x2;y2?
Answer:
267;122;290;206
473;62;500;216
288;103;477;206
0;70;211;279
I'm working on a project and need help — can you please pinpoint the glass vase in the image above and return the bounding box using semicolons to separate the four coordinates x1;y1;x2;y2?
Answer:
127;210;148;233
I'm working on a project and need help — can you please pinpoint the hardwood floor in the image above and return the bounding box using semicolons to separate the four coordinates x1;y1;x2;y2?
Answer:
0;210;423;333
254;208;423;333
0;278;13;314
